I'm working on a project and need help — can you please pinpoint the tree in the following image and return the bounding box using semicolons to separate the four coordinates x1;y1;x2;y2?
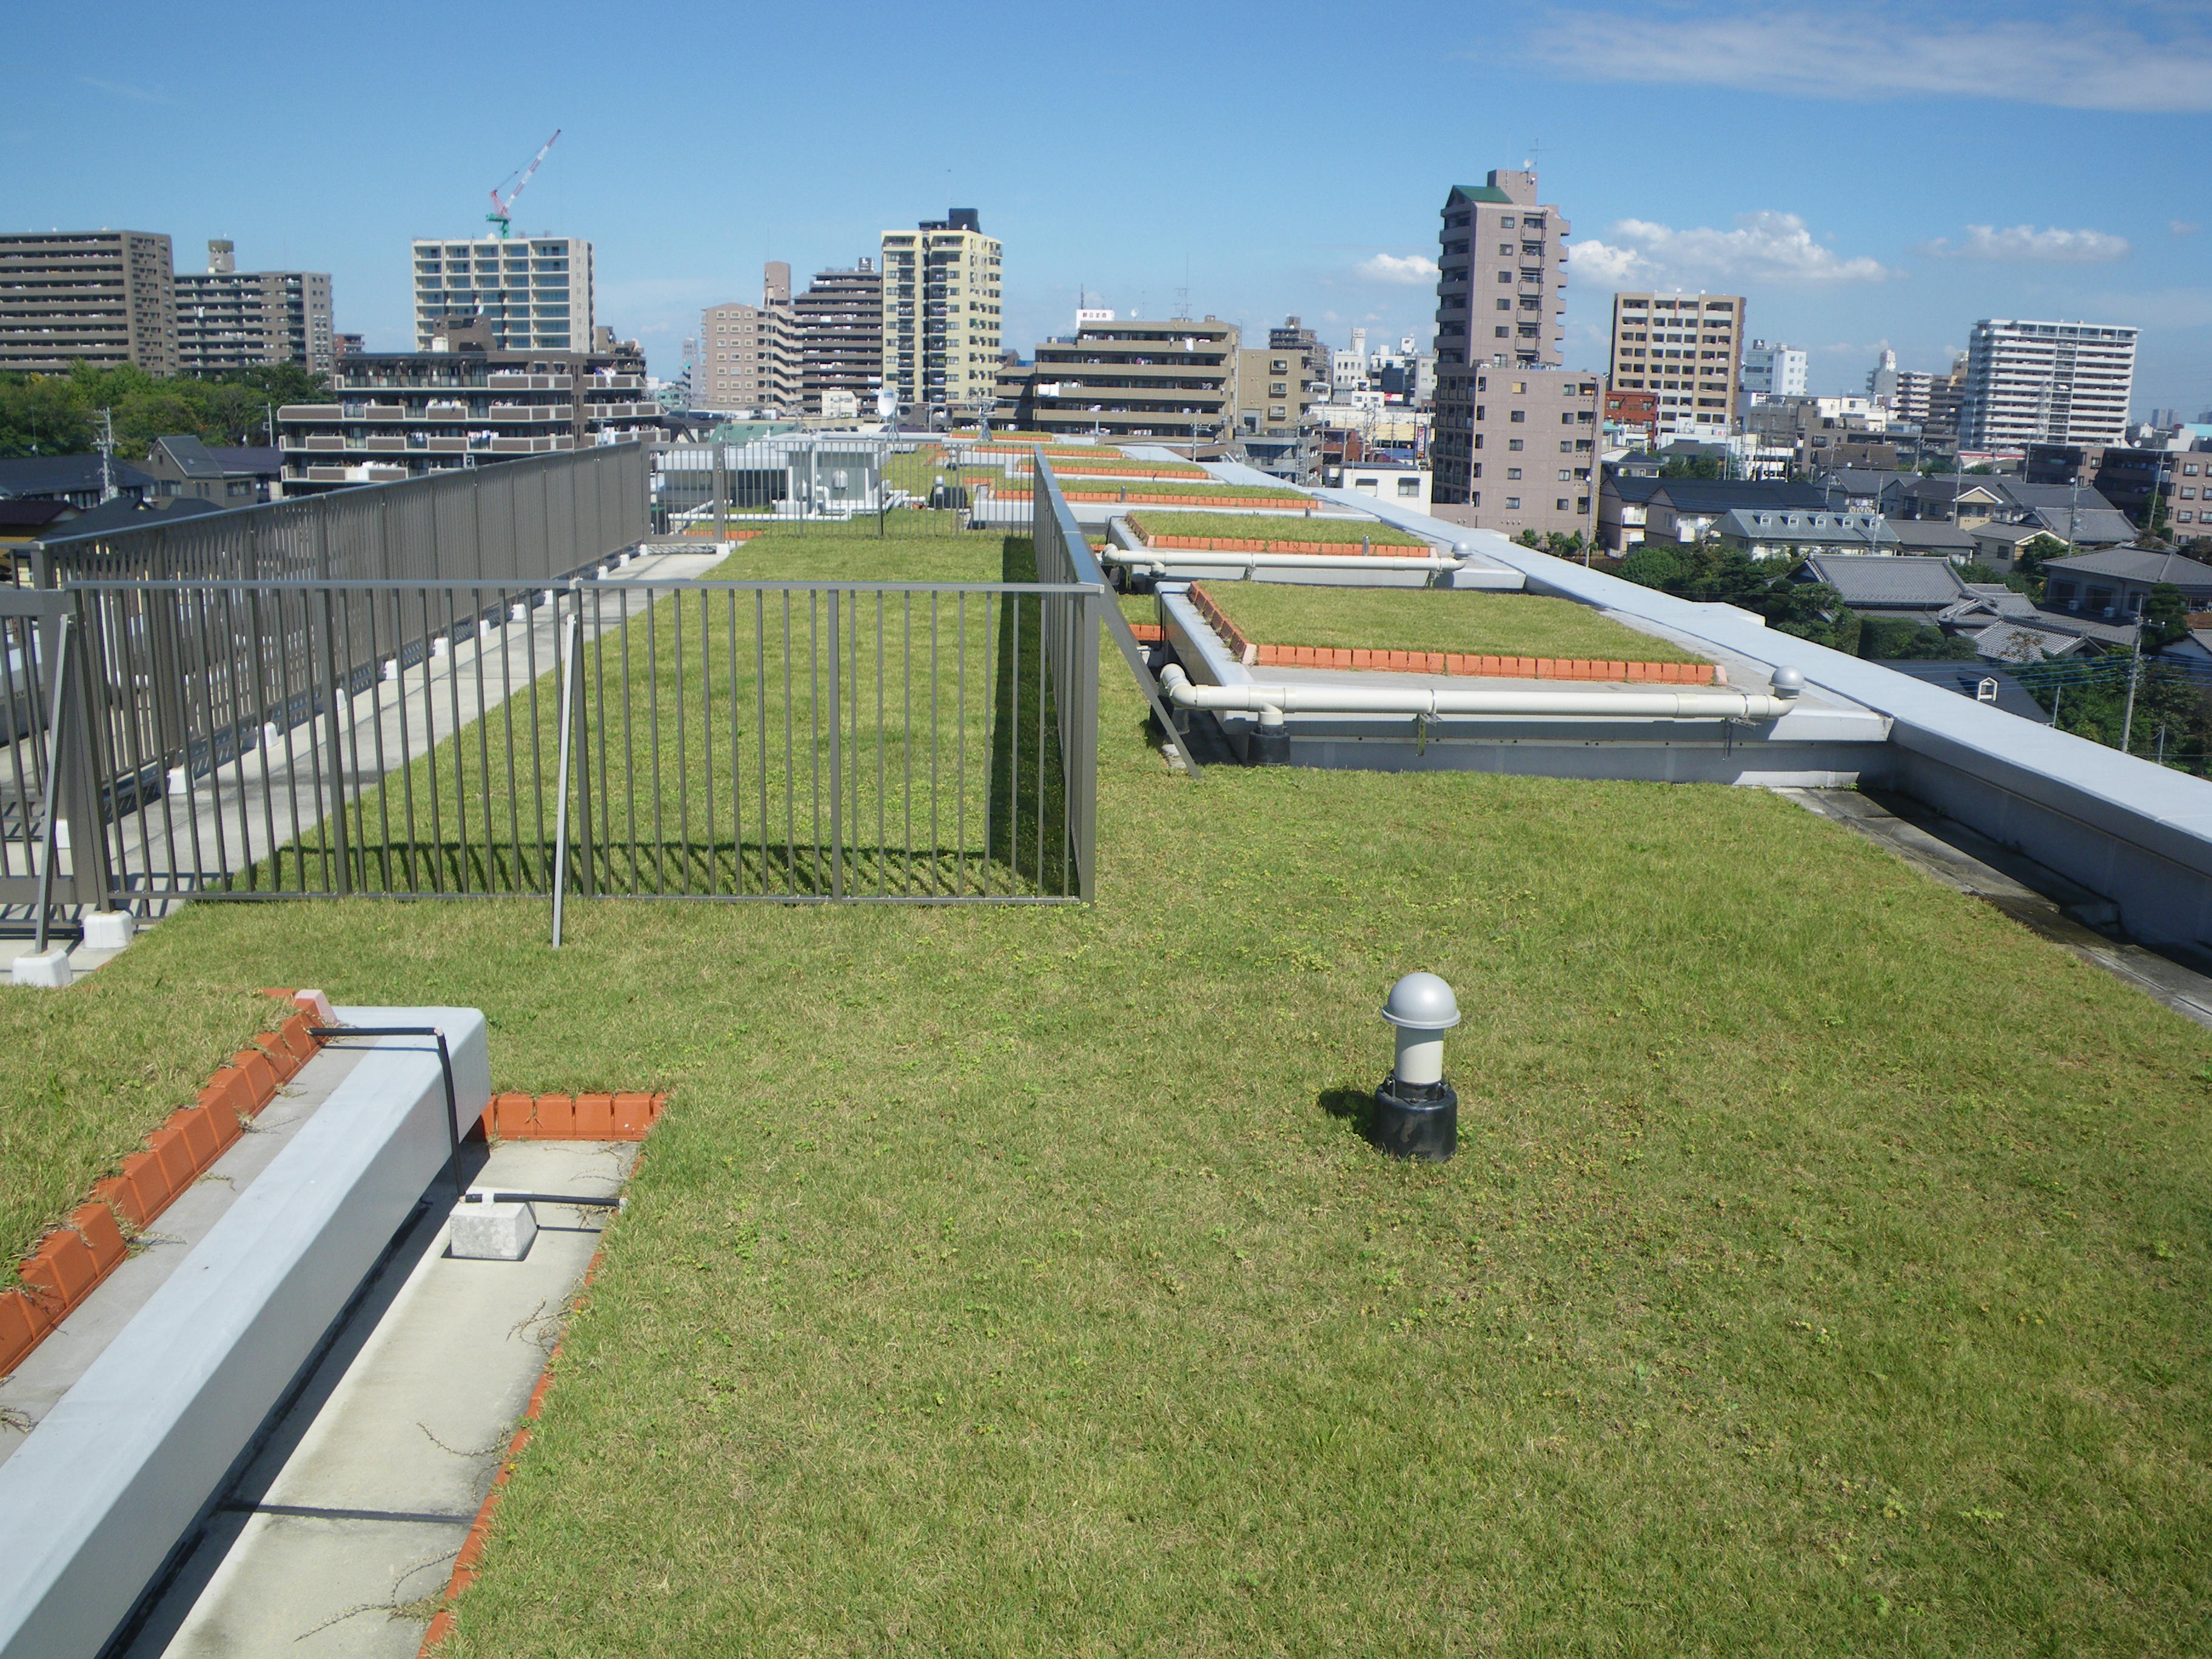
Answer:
1614;540;1858;651
0;363;329;459
1659;454;1724;481
2142;581;2190;652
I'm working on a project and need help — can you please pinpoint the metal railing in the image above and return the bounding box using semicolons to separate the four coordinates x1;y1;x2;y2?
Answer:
4;447;1161;936
651;435;1043;540
45;569;1098;916
24;443;649;585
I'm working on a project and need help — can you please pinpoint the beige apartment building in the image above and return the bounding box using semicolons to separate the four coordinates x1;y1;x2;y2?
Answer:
697;263;800;415
880;210;1002;420
411;235;592;353
1022;315;1240;442
1606;291;1745;443
0;230;178;374
175;240;334;375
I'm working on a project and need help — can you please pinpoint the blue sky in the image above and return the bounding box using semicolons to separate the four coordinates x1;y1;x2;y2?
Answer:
8;0;2208;414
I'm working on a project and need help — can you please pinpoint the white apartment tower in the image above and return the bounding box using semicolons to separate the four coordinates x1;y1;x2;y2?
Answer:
411;235;594;352
880;209;1002;419
1958;318;2137;449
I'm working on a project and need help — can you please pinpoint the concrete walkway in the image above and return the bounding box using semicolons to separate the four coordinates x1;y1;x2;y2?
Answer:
121;1138;635;1658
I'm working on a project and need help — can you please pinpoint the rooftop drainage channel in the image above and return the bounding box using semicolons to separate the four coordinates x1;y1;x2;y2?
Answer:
0;1009;492;1659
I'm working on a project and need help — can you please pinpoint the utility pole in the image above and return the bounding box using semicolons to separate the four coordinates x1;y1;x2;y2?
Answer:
94;409;118;501
2120;614;2145;754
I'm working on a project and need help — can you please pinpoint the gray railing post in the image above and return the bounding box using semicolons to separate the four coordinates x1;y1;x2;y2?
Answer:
551;606;581;944
827;586;843;899
30;614;73;952
317;588;354;894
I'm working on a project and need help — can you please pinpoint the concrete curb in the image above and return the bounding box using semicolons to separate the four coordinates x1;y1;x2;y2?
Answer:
0;1007;491;1659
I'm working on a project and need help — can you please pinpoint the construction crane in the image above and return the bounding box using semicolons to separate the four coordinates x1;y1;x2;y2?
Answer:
486;129;560;240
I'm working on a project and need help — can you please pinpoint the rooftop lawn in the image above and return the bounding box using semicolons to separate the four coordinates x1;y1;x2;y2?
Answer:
1198;580;1711;665
5;547;2211;1653
1057;478;1310;502
1130;509;1430;548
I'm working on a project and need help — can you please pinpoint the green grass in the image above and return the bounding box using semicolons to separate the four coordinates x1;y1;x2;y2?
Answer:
256;533;1070;900
1130;509;1429;548
22;643;2211;1654
0;979;277;1276
1199;581;1712;664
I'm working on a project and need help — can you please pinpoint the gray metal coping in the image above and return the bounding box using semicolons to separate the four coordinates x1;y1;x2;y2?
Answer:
1314;491;2212;886
0;1008;491;1659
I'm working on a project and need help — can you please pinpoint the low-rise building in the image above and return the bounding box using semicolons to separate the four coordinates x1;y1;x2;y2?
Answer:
136;437;283;504
1236;319;1329;437
1715;507;1897;560
1023;315;1240;443
2040;548;2212;620
1634;478;1829;545
1340;461;1432;508
275;317;659;495
0;455;156;509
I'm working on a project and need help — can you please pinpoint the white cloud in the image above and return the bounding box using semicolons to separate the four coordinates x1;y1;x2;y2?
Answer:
2173;220;2202;237
1524;7;2212;112
1356;252;1438;285
77;76;176;106
1570;212;1894;288
1919;224;2130;262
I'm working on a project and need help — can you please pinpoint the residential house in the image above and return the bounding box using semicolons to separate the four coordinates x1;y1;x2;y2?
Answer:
137;437;283;504
2040;548;2212;620
1597;471;1663;552
0;455;156;509
1714;507;1899;560
1640;478;1828;545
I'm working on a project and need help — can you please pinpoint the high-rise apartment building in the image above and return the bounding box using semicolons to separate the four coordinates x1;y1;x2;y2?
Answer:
1431;170;1573;503
409;235;593;352
175;240;334;375
1958;318;2137;450
0;230;178;374
697;263;800;414
1430;366;1600;537
1606;292;1745;442
1432;172;1569;372
880;209;1002;419
1740;340;1807;403
793;257;883;417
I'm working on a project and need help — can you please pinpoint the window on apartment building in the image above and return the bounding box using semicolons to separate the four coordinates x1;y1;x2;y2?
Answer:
1509;409;1525;423
1507;468;1522;480
1556;498;1570;511
1471;463;1482;477
1507;438;1523;451
1496;298;1511;310
1498;271;1512;283
1505;496;1521;508
1499;244;1513;255
1501;216;1515;227
1558;469;1572;481
1495;327;1510;338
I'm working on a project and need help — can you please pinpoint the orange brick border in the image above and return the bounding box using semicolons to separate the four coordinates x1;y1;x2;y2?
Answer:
1129;512;1431;558
1186;583;1717;685
480;1093;668;1142
2;994;672;1381
0;992;329;1379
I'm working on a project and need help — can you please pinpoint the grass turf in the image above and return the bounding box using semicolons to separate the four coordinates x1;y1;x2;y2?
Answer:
1198;581;1711;665
1129;510;1429;548
0;979;278;1278
32;644;2212;1653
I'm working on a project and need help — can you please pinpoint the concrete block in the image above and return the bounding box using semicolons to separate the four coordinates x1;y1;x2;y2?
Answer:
11;949;72;989
449;1199;537;1261
80;911;133;951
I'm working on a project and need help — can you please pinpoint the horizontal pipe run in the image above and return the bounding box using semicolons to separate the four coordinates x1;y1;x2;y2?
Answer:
1158;663;1798;721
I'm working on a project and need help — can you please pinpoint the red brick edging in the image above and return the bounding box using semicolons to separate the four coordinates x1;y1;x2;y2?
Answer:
1186;583;1717;685
481;1093;667;1142
1130;512;1429;558
0;992;329;1378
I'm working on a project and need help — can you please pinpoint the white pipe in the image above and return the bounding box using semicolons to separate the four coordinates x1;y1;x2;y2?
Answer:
1099;545;1461;574
1158;663;1796;720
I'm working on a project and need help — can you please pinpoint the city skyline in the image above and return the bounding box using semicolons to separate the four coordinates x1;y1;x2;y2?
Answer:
5;0;2208;412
